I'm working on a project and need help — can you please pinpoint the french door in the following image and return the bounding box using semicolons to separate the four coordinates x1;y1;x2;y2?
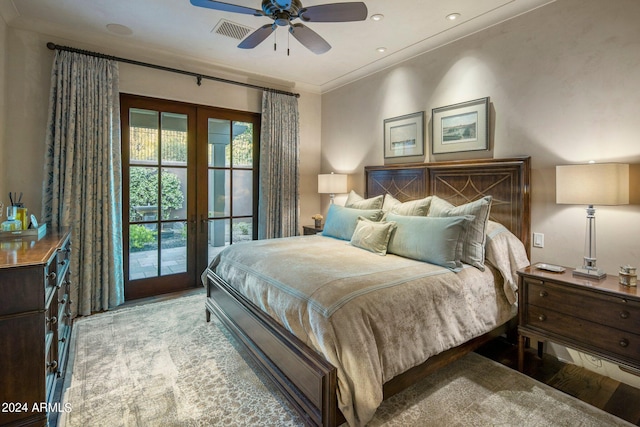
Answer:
121;94;259;300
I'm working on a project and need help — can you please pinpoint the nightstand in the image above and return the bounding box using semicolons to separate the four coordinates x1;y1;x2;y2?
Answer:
517;265;640;375
302;225;323;235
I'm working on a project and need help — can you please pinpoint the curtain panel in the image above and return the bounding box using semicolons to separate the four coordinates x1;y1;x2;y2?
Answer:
42;50;124;316
258;91;300;239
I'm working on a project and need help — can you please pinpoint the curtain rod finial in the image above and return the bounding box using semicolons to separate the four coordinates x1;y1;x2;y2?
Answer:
47;42;57;50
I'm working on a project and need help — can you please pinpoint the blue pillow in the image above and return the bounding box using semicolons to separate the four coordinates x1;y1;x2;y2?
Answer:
322;205;383;241
386;213;474;271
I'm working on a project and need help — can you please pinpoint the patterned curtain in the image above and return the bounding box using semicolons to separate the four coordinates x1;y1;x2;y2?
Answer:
42;50;124;316
258;91;300;239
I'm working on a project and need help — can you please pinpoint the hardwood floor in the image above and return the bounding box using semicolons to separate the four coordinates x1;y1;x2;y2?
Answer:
476;337;640;425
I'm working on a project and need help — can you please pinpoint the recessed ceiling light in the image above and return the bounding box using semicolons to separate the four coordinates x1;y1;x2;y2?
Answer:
106;23;133;36
370;14;384;21
376;47;387;53
446;13;461;21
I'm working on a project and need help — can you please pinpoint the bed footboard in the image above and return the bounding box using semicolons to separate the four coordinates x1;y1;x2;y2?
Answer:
205;269;341;427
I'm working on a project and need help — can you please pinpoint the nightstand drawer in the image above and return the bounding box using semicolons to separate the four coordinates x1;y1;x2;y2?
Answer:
518;266;640;374
527;279;640;333
525;305;640;362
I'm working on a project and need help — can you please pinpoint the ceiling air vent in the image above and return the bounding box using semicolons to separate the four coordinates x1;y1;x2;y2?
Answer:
212;19;253;41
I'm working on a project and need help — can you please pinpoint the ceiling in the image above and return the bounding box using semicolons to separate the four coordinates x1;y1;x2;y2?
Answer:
0;0;554;93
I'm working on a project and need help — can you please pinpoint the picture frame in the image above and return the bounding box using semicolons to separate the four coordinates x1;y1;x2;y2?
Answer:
383;111;425;159
431;97;489;154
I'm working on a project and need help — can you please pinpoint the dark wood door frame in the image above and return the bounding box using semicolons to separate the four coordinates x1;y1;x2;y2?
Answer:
121;94;260;300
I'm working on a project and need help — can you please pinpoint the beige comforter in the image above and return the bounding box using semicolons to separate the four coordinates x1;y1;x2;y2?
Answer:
208;225;528;426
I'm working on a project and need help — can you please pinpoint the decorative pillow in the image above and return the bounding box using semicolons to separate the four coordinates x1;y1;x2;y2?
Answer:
382;194;432;217
428;195;492;271
386;213;473;271
345;190;384;210
322;205;383;241
350;217;397;255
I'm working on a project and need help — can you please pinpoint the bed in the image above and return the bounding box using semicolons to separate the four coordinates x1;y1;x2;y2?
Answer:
204;157;531;426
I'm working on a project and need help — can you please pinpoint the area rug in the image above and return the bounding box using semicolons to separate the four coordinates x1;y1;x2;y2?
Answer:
60;293;632;427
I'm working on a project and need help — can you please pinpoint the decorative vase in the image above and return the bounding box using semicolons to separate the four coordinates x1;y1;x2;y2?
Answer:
314;219;322;228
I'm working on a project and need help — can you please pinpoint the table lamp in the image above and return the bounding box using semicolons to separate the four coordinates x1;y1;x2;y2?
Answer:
556;162;629;279
318;172;347;204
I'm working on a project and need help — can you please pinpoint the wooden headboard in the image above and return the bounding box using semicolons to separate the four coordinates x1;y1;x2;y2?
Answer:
365;157;531;257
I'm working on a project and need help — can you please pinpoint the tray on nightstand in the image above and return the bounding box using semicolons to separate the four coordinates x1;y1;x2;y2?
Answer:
0;223;47;240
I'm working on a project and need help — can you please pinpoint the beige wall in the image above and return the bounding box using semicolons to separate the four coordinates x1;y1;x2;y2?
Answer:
321;0;640;276
1;29;321;233
0;14;7;207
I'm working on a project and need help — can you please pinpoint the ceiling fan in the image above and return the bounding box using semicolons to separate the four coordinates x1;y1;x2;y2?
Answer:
190;0;368;54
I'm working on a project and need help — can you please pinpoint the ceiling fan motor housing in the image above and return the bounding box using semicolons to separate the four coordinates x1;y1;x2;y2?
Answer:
263;0;302;21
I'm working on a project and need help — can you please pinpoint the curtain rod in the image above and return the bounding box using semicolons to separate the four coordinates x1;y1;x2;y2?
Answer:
46;42;300;98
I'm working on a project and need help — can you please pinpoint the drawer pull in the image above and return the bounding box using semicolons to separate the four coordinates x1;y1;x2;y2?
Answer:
619;338;629;348
46;316;58;325
539;290;548;297
620;310;630;319
59;298;66;304
48;272;57;282
47;360;58;371
538;314;547;322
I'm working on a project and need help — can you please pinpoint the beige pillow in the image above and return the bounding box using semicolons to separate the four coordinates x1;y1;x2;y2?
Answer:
382;194;432;217
345;190;384;210
350;217;397;255
428;195;492;271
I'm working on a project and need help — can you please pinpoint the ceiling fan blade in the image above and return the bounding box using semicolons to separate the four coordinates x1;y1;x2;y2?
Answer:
289;23;331;54
189;0;263;16
238;24;275;49
298;2;368;22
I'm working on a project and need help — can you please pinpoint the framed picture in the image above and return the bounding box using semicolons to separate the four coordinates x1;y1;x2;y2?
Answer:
384;111;425;159
431;97;489;154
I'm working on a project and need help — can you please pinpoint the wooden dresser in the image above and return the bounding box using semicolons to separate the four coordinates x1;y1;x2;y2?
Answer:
517;266;640;374
0;229;73;427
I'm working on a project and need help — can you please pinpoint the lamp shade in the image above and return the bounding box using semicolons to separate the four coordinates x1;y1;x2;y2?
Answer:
556;163;629;205
318;173;347;194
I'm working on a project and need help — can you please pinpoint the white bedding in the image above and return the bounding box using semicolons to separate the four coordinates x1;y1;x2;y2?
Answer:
206;224;528;426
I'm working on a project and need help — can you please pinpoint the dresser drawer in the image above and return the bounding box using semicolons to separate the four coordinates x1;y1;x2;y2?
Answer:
526;279;640;333
525;305;640;363
44;261;58;295
56;242;71;286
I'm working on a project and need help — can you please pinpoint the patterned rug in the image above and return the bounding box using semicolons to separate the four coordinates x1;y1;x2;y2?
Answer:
60;293;632;427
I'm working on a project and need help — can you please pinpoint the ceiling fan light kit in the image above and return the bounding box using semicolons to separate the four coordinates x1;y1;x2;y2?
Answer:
191;0;368;54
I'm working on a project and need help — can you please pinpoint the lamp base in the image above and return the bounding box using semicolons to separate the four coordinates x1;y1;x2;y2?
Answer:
572;266;607;280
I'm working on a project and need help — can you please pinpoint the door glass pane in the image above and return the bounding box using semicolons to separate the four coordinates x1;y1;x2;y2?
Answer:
232;218;252;244
129;224;158;280
208;169;230;218
207;118;230;167
161;168;186;220
161;112;188;165
207;219;229;262
232;122;253;167
232;170;253;217
160;220;187;275
130;167;158;222
130;109;158;164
